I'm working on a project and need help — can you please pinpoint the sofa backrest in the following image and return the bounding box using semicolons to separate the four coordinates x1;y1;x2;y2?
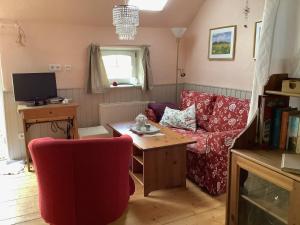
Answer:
180;90;216;129
206;95;250;132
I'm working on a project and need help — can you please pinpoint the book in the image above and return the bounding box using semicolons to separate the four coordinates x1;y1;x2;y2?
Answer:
270;108;285;148
279;109;299;151
286;115;300;153
281;153;300;174
258;95;289;146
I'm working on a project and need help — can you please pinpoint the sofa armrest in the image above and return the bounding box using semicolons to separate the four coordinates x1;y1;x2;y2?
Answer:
207;129;243;155
145;108;158;122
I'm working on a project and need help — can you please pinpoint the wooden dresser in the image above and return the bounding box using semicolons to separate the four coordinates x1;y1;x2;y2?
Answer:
18;103;79;171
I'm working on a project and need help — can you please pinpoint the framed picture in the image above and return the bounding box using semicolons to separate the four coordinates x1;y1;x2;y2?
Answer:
208;25;237;60
253;21;263;59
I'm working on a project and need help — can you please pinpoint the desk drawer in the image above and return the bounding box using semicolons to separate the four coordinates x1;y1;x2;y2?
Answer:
22;106;77;120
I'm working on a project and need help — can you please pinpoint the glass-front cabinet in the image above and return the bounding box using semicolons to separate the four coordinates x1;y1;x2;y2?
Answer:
227;150;300;225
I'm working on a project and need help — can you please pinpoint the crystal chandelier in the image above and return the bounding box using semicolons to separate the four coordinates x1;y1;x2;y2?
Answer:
113;2;139;40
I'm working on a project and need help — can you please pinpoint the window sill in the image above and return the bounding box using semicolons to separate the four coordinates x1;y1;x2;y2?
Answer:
109;84;141;89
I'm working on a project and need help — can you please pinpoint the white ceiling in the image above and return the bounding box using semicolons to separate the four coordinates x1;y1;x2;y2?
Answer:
0;0;205;27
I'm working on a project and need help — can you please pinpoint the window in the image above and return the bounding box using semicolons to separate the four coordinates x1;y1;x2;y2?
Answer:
129;0;168;11
101;48;139;85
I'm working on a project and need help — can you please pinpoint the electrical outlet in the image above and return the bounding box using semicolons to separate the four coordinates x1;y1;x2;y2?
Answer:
49;64;56;71
64;65;72;72
55;64;62;71
18;133;24;140
49;64;62;72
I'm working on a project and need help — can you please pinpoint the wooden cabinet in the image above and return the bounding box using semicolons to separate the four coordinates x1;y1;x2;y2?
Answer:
227;150;300;225
226;74;300;225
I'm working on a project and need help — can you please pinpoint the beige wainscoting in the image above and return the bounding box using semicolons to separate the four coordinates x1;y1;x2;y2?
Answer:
183;83;252;99
4;84;178;160
4;83;251;160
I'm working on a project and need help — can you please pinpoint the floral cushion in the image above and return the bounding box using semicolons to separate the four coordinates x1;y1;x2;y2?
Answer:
148;102;179;122
180;90;216;129
207;96;250;132
160;104;196;132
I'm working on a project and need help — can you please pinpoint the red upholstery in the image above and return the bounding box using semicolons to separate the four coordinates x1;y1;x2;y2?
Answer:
175;91;249;195
29;135;135;225
180;90;216;129
206;95;250;132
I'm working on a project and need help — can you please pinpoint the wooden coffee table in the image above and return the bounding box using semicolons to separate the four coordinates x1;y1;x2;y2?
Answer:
108;121;196;196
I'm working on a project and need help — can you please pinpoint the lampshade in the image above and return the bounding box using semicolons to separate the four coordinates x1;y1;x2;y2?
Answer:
171;27;187;38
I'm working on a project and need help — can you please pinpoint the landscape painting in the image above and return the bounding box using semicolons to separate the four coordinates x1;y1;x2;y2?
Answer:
208;25;236;60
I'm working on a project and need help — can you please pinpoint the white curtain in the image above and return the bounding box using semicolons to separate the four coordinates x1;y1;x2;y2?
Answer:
248;0;300;123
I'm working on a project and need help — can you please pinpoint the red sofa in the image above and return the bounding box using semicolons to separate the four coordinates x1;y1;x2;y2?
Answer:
146;90;249;195
29;135;135;225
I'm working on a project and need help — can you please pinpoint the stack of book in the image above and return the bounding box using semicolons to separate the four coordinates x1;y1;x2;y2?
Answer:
281;153;300;175
258;95;300;153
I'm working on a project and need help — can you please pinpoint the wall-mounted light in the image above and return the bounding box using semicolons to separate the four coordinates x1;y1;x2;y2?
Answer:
243;0;250;28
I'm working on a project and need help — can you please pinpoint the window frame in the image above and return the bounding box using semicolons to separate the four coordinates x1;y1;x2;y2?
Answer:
101;47;140;85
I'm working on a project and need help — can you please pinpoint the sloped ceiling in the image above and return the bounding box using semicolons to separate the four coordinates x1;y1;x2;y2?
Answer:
0;0;205;27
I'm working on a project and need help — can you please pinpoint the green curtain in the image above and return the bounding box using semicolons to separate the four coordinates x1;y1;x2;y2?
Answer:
87;44;110;94
141;47;153;92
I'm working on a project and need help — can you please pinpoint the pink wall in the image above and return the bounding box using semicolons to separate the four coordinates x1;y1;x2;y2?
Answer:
182;0;265;91
0;22;177;91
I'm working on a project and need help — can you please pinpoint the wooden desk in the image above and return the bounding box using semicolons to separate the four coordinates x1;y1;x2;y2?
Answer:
18;103;79;171
108;121;196;196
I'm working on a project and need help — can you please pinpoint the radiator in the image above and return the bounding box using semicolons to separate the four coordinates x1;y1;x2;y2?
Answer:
99;101;151;130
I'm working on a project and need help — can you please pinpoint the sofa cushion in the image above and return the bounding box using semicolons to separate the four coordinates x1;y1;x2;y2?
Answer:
145;108;157;122
180;90;216;129
207;96;250;132
148;102;178;122
160;104;196;132
171;128;209;154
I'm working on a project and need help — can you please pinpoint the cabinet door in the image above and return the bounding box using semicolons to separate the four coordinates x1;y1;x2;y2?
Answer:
229;154;295;225
238;170;289;225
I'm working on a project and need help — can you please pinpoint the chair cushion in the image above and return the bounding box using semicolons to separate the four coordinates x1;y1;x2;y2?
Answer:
180;90;216;129
148;102;178;122
207;96;250;132
160;104;196;132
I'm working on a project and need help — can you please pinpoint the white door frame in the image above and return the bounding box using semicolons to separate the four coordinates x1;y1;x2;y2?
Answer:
0;53;8;159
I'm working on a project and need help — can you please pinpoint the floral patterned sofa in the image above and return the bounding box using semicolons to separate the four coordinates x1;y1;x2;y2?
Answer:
146;90;250;195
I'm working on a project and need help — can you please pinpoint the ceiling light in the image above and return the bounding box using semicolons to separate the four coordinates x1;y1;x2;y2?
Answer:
129;0;168;11
113;3;139;40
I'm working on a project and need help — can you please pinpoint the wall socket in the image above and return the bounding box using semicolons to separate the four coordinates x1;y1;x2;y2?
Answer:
18;133;25;140
49;64;62;72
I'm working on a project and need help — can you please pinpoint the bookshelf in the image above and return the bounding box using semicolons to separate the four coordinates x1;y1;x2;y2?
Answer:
226;74;300;225
265;90;300;98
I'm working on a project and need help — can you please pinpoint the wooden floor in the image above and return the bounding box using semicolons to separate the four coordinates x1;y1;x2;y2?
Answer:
0;170;226;225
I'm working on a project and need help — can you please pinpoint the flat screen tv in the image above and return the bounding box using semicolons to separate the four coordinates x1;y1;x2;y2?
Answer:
12;72;57;105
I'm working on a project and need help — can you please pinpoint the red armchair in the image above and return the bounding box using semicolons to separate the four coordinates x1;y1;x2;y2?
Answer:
29;135;135;225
